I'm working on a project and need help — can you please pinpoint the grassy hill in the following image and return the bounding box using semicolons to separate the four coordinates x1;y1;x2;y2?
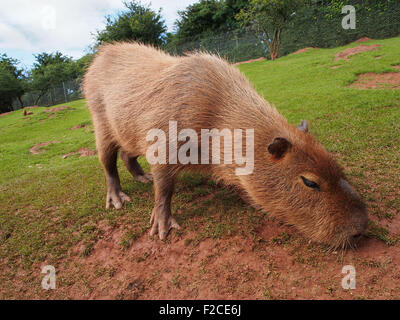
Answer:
0;37;399;299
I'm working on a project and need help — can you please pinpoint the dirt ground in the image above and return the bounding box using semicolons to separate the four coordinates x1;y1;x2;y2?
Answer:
43;106;72;114
233;57;265;66
32;212;400;300
62;147;96;159
354;37;373;43
350;65;400;89
334;44;380;61
71;124;86;130
293;47;316;55
43;105;73;118
29;141;58;155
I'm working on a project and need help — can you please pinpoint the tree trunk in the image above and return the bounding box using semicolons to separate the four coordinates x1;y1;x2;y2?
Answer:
18;96;24;109
35;91;45;105
269;28;282;60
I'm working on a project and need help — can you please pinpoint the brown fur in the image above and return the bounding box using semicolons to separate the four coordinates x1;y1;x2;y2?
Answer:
83;42;367;248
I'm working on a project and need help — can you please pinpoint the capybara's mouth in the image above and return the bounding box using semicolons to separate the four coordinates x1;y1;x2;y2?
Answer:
325;232;366;251
347;233;367;249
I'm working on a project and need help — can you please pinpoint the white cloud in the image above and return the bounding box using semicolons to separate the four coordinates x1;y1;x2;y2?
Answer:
0;0;196;65
0;22;34;51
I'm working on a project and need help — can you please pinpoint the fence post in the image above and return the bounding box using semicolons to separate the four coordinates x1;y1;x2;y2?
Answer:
50;88;53;106
62;81;68;102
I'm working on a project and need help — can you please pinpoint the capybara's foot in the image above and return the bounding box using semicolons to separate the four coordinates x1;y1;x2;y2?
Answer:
150;212;180;240
106;190;131;209
136;172;153;184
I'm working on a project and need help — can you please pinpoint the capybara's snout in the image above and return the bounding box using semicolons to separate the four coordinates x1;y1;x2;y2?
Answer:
310;205;368;249
347;207;369;244
323;199;369;249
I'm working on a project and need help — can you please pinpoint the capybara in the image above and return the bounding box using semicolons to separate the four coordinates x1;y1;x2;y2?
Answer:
83;42;368;249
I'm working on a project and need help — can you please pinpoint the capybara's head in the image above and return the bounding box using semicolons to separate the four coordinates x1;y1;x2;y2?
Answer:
247;120;368;249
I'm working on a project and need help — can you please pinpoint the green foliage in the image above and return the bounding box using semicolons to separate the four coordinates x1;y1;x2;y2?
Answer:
96;1;167;46
236;0;307;59
167;0;249;50
237;0;306;30
279;0;400;56
30;52;77;105
0;55;26;113
168;0;399;63
175;0;238;38
74;53;94;83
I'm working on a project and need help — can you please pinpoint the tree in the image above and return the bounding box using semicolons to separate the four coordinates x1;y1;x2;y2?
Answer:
175;0;225;40
222;0;251;30
96;1;167;47
30;52;76;105
165;0;250;54
236;0;307;60
74;53;94;83
174;0;249;41
0;55;26;113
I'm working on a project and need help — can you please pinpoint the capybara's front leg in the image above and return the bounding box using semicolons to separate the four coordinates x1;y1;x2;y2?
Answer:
120;151;153;184
150;167;180;240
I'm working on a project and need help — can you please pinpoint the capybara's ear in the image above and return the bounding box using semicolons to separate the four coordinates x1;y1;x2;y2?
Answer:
297;120;309;133
268;137;292;160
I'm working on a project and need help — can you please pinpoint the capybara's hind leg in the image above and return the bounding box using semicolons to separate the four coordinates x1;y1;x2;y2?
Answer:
150;166;180;240
98;144;131;209
120;151;153;183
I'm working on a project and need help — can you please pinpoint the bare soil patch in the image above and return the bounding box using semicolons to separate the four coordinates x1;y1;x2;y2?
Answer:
78;147;96;157
233;57;265;66
0;111;12;117
22;106;41;117
43;105;72;113
27;216;400;300
293;47;316;55
349;65;400;89
29;141;58;155
354;37;373;43
71;124;86;130
62;147;96;159
335;44;381;61
43;105;73;115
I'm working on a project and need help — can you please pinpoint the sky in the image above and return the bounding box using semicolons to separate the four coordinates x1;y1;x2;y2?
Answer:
0;0;197;70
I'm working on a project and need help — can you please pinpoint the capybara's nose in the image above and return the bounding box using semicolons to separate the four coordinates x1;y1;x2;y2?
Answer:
352;209;368;234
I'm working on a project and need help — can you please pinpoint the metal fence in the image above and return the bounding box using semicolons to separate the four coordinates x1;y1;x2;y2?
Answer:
165;27;269;64
12;2;400;110
12;79;82;110
166;1;400;61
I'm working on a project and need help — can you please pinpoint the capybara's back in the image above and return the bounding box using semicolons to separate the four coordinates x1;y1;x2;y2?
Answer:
84;43;176;153
84;42;271;156
83;42;367;248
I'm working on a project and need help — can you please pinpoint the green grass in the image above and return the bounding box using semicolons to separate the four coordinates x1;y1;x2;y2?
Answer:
0;36;399;297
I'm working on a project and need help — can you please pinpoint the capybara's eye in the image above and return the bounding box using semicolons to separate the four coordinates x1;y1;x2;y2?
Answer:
300;176;320;191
